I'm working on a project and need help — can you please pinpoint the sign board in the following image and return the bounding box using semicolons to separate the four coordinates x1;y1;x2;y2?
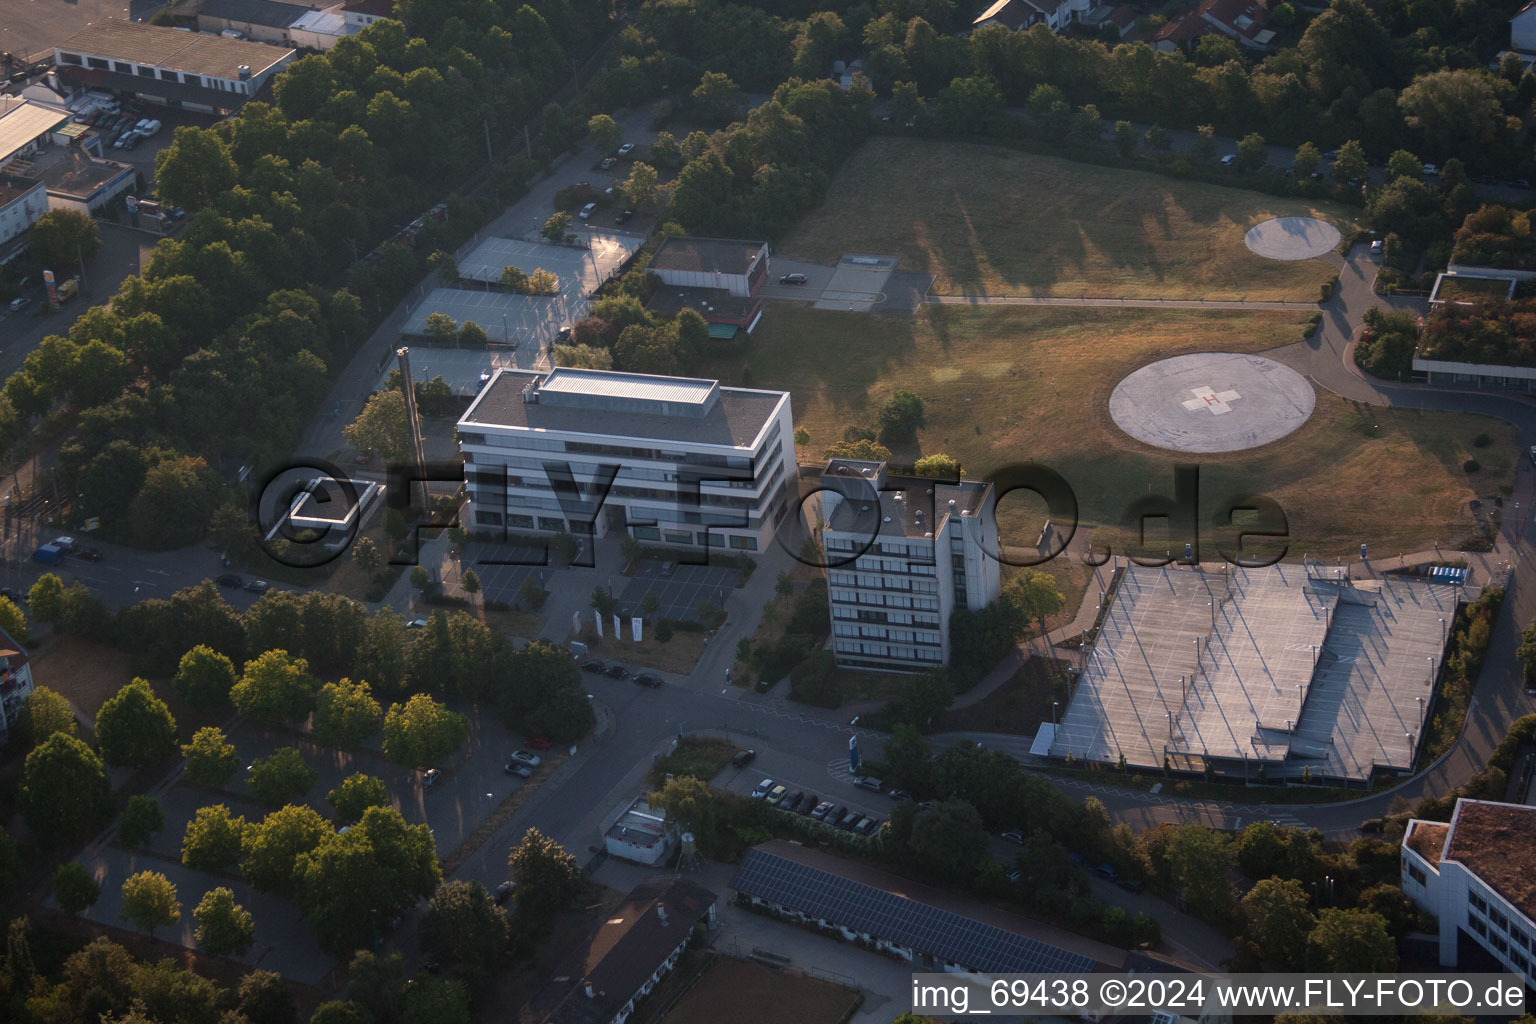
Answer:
631;617;642;642
593;609;603;637
848;735;860;774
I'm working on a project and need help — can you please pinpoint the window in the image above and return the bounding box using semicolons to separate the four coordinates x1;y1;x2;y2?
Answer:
1471;893;1488;913
507;514;534;529
1407;865;1427;885
729;535;757;550
537;516;564;532
113;61;132;74
632;526;660;541
1470;916;1487;936
664;531;692;545
475;510;503;526
160;68;179;82
87;57;109;70
138;65;155;77
58;52;82;65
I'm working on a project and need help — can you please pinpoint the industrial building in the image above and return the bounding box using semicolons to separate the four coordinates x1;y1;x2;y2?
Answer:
1044;564;1460;784
0;96;75;166
40;152;136;215
818;457;1000;672
646;236;769;337
0;172;48;247
1402;799;1536;985
457;367;795;552
53;20;296;115
602;796;673;866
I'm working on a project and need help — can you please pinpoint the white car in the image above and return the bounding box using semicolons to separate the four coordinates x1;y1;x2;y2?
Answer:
1422;162;1439;177
616;143;634;156
140;119;162;136
509;749;541;767
405;618;428;629
1370;239;1383;255
1219;154;1236;166
578;201;597;220
751;778;774;799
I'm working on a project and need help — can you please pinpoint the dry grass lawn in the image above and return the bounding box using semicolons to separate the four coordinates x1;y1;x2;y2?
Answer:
571;621;712;674
702;305;1513;558
660;955;859;1024
783;137;1354;300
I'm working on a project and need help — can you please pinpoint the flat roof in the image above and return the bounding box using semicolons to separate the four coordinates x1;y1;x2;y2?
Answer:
40;154;134;198
646;284;758;321
1445;800;1536;920
604;797;667;849
733;840;1110;973
290;9;347;32
192;0;314;28
1052;566;1459;782
825;470;989;541
56;20;294;80
1405;820;1448;869
460;368;784;449
538;367;716;408
650;236;766;277
0;173;42;208
0;97;74;163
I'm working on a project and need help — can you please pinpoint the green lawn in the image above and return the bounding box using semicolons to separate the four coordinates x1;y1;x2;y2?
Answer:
706;304;1513;558
782;137;1356;301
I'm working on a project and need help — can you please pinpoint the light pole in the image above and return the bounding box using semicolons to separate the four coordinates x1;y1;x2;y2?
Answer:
1052;701;1059;725
502;312;509;345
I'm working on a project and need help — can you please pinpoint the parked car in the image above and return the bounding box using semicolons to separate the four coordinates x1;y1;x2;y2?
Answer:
1000;830;1026;845
782;791;804;813
526;736;552;750
614;209;633;225
765;784;788;806
0;588;25;604
1370;239;1383;255
605;664;628;679
51;536;79;552
7;297;28;312
599;157;616;170
1117;878;1145;894
1006;869;1021;883
888;788;914;802
215;573;243;588
779;273;808;285
504;760;533;777
1095;863;1119;881
800;793;819;815
405;618;428;628
1219;153;1236;166
1513;178;1532;189
852;776;884;792
1528;445;1536;467
245;579;270;594
751;778;774;799
581;660;605;673
822;805;846;826
1422;162;1439;177
731;749;756;768
139;118;162;136
617;142;635;156
836;809;862;830
493;881;516;904
421;768;441;789
810;801;834;820
853;816;878;835
509;749;541;767
634;674;662;688
578;202;597;220
75;548;102;562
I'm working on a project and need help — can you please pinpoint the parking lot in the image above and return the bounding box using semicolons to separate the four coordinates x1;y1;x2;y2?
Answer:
714;747;896;837
619;559;739;621
462;540;556;602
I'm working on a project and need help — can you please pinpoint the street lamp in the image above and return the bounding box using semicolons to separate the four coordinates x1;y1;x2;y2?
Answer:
1052;701;1060;725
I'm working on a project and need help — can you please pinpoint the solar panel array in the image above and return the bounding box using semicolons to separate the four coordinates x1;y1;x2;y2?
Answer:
731;849;1097;975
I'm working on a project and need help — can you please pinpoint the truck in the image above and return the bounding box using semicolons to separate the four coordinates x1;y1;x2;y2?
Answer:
32;543;62;564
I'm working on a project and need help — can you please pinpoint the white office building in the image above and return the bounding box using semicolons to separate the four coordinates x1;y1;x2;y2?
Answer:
1401;798;1536;985
456;367;795;552
819;458;1000;672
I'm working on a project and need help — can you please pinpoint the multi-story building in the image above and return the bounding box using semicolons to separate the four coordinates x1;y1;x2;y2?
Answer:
1401;798;1536;986
457;367;795;553
0;626;36;749
819;458;999;672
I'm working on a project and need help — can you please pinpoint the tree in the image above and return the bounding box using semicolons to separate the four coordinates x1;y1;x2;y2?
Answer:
889;81;923;125
1399;70;1507;162
27;572;65;623
1306;907;1397;972
24;685;76;745
248;747;319;806
344;390;411;465
541;212;572;243
908;800;987;881
311;1001;374;1024
312;678;382;750
1236;132;1267;171
238;969;297;1024
23;733;111;843
347;950;406;1024
527;268;557;295
181;804;249;872
421;880;508;978
383;694;469;767
650;776;717;844
620;161;659;209
882;723;931;792
231;649;318;728
691;71;741;124
51;861;101;915
1387;148;1422;182
1516;619;1536;678
456;321;488;348
401;977;469;1024
1294;142;1322;179
119;871;180;938
586;113;622;152
241;804;331;897
174;645;238;710
898;668;953;729
1002;570;1064;639
296;806;440;956
912;453;960;478
499;264;529;292
1191;124;1217;163
116;795;164;847
1240;877;1315;969
507;827;582;931
154;126;238;211
327;772;390;824
1113;120;1137;158
823;438;891;461
352;536;382;576
1333;139;1369;183
182;725;239;786
1144;124;1171;152
0;596;27;646
30;209;104;275
876;390;926;443
460;570;481;600
934;76;1004;135
96;679;178;768
423;312;457;345
193;887;255;957
1160;824;1236;924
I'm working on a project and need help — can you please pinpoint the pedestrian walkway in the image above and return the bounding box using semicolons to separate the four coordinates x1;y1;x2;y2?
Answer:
930;294;1319;311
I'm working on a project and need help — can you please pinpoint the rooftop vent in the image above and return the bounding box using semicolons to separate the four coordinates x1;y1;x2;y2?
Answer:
962;509;972;515
882;516;891;523
924;531;933;538
948;499;957;509
237;64;251;80
859;504;869;511
657;905;668;926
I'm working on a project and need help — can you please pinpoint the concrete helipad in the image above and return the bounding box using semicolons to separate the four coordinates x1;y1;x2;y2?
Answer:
1109;352;1315;452
1243;217;1340;260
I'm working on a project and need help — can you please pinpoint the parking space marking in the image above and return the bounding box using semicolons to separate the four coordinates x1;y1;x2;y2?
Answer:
620;559;739;622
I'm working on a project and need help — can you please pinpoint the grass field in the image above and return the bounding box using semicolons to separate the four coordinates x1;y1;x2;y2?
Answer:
704;305;1514;558
782;137;1354;300
936;657;1073;737
661;956;859;1024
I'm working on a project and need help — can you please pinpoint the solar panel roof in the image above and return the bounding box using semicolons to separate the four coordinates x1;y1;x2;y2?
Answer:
730;848;1096;975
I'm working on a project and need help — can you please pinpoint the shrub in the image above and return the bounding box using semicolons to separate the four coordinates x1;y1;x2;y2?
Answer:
1473;433;1491;448
1463;459;1480;473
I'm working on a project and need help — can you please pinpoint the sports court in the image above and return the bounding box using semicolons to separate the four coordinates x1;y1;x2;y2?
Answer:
813;253;898;312
401;288;567;342
618;559;740;622
372;346;524;396
456;231;643;296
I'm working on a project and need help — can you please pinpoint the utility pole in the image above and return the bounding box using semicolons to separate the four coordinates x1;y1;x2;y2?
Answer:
483;118;494;166
395;347;432;523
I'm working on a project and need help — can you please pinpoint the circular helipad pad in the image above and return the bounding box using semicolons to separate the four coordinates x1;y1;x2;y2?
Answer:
1109;352;1315;453
1243;217;1340;260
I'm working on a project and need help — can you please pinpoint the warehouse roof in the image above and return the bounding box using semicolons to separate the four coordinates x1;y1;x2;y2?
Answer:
192;0;315;29
650;236;766;277
55;20;294;80
0;97;73;165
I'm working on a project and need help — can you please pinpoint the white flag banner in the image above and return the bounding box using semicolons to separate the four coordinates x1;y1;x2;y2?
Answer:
593;609;604;637
612;614;621;637
631;617;643;642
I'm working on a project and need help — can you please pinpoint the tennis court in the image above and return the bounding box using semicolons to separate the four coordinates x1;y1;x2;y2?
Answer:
401;288;567;340
619;560;740;622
